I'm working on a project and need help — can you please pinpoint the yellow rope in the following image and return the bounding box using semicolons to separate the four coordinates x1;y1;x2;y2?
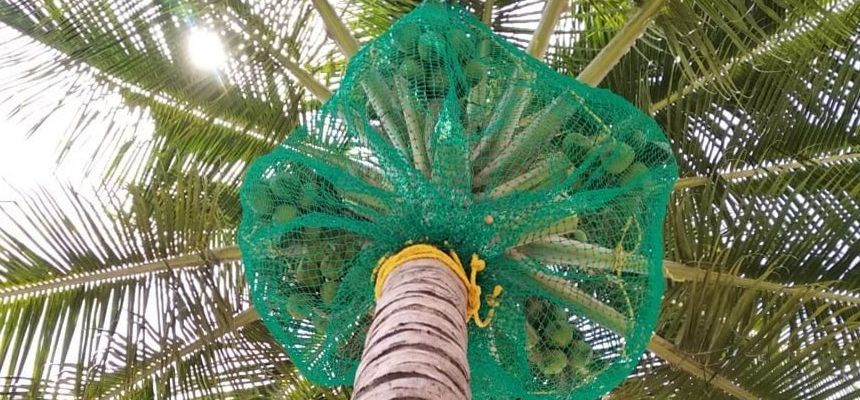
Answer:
373;244;503;328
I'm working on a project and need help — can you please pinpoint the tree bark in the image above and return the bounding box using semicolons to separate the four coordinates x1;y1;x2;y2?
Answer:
352;258;471;400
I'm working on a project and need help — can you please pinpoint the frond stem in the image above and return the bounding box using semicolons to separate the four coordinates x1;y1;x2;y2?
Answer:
311;0;360;58
514;239;860;305
674;152;860;190
526;0;567;59
648;336;760;400
269;51;333;100
482;0;495;25
577;0;666;86
0;247;242;302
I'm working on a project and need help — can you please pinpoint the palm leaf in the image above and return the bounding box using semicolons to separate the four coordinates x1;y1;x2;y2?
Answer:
0;182;289;398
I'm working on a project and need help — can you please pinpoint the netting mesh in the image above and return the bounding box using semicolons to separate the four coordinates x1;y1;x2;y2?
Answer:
238;2;678;398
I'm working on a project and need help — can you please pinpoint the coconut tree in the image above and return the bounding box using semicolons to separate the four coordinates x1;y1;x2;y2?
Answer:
0;0;858;398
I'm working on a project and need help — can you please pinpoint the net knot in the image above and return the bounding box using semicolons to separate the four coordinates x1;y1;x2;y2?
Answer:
373;244;503;327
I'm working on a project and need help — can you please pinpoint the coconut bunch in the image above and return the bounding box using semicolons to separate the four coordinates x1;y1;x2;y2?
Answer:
245;167;354;317
525;298;598;381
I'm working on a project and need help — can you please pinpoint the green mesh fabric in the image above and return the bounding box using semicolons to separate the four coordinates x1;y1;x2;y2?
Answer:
238;2;678;398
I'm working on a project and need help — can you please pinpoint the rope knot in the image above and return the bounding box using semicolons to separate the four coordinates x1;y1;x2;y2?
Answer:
373;244;503;328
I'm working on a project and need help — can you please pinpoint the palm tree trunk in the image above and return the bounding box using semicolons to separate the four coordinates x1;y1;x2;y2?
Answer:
352;258;471;400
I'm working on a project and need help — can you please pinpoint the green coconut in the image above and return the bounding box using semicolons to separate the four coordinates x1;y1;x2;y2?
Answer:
625;129;647;150
319;255;343;280
527;346;542;364
417;31;443;62
552;307;570;323
546;321;574;348
298;180;319;209
603;142;636;174
569;339;593;358
446;28;475;60
526;323;541;350
312;315;329;334
286;293;315;320
320;280;340;305
567;340;594;376
563;132;593;162
571;229;588;242
525;298;545;325
248;187;274;216
295;262;323;288
429;72;449;93
393;23;420;52
270;173;301;202
619;161;649;186
463;60;487;84
399;57;422;80
539;349;568;375
272;204;299;224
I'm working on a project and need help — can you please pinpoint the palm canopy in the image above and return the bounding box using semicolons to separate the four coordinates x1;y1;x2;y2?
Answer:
0;0;857;398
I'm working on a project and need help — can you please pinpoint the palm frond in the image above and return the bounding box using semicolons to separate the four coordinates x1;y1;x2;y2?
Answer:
651;0;859;114
647;158;860;397
657;8;860;180
94;308;260;399
0;182;256;397
636;270;860;399
668;159;860;289
644;335;759;400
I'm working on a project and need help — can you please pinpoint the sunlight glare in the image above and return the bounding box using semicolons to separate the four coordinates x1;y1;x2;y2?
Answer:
186;28;226;70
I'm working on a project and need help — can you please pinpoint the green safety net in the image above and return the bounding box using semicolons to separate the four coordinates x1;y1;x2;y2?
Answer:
238;1;678;398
